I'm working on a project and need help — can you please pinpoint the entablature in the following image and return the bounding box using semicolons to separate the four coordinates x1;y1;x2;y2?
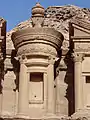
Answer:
69;17;90;54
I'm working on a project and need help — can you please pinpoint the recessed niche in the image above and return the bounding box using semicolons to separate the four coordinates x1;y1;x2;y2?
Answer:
86;76;90;83
30;72;43;82
85;76;90;108
29;72;44;104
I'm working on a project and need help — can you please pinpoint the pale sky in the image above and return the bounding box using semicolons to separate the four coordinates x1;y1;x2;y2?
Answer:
0;0;90;31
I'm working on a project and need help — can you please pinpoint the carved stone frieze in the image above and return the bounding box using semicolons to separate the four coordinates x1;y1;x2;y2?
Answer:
17;43;57;56
74;43;90;53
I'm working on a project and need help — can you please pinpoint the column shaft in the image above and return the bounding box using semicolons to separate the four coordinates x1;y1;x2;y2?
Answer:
47;62;55;114
74;53;84;112
18;63;29;115
44;73;48;112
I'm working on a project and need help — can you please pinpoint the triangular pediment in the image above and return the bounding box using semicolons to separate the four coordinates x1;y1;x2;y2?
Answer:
70;17;90;37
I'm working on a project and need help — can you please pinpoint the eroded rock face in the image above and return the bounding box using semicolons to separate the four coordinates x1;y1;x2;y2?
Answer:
6;5;90;50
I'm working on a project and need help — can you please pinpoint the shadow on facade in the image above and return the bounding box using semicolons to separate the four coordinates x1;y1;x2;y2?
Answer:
11;50;20;92
0;58;4;94
64;50;75;116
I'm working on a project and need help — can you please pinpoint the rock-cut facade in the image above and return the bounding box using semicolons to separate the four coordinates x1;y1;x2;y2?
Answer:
1;3;90;120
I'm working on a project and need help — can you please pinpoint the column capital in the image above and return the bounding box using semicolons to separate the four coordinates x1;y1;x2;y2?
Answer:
18;54;27;64
48;56;56;65
72;53;84;62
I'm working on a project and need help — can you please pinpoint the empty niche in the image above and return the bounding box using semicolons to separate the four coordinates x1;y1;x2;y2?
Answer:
85;76;90;108
86;76;90;83
29;72;44;104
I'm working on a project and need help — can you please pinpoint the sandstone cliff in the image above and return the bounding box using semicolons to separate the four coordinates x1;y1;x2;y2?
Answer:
6;5;90;51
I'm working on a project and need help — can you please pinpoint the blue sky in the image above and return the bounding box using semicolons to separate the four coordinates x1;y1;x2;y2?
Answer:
0;0;90;31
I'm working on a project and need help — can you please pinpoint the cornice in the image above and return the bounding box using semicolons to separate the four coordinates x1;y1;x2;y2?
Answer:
12;27;63;40
70;17;90;32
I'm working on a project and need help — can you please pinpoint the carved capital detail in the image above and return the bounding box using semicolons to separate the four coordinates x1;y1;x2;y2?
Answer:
18;54;27;64
72;53;84;62
48;56;56;65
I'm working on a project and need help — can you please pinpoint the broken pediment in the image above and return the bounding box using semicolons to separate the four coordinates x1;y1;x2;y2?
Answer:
70;17;90;38
69;17;90;53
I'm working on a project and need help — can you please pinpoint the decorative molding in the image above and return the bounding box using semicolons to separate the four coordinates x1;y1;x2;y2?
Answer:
74;43;90;53
17;44;57;57
71;17;90;31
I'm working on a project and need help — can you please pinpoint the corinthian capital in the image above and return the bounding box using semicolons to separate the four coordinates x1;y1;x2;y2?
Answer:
72;53;84;62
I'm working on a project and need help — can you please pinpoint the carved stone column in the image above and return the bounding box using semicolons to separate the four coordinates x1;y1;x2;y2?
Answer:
44;72;48;113
18;55;29;116
47;56;55;114
73;53;84;112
